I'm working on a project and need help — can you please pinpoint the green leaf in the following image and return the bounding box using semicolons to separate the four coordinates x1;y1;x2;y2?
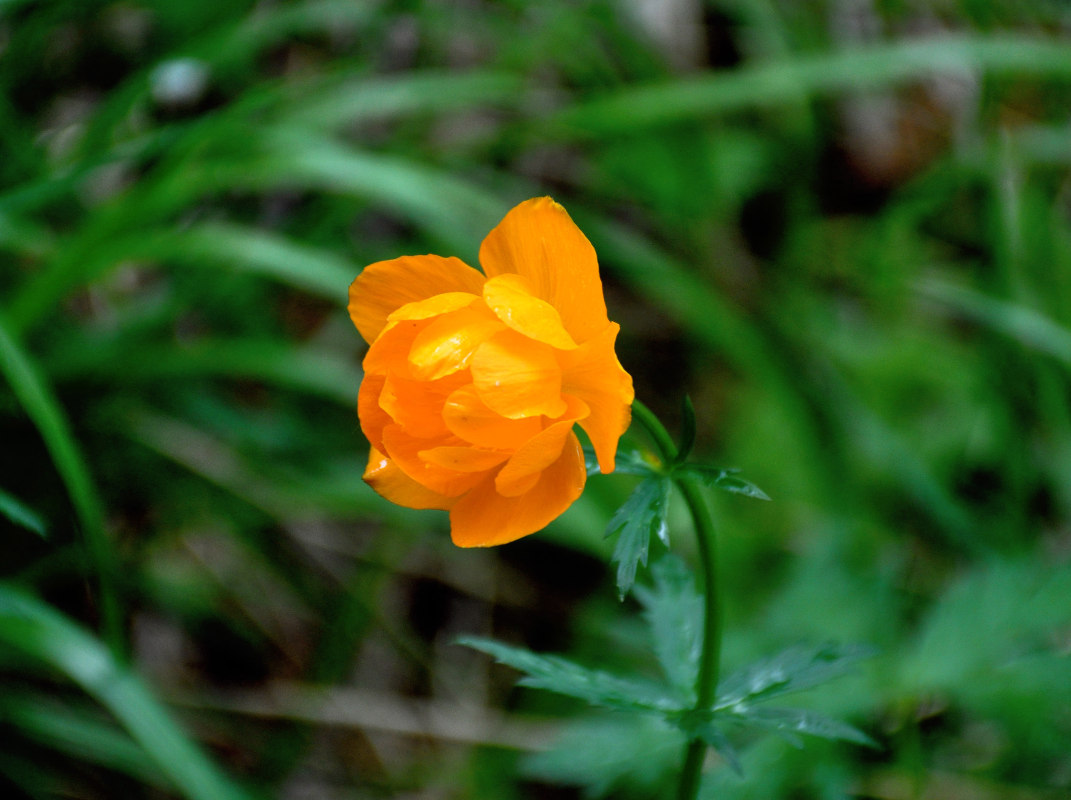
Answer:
918;277;1071;367
0;314;121;651
675;396;697;464
634;555;701;701
583;446;659;477
458;636;675;713
716;643;875;708
670;712;745;776
287;69;523;131
0;584;254;800
732;707;877;749
605;477;671;599
48;338;360;408
169;222;358;302
554;35;1071;135
0;696;171;788
523;713;685;797
0;486;46;538
677;464;771;501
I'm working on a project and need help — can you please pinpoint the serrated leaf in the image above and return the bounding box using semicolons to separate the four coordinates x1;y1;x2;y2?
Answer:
584;446;660;477
675;396;697;464
523;713;685;797
734;707;878;748
678;464;770;501
458;636;676;713
716;643;875;707
605;477;671;598
670;712;745;776
634;556;701;700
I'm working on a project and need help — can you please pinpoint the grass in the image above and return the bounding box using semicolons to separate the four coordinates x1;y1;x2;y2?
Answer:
2;0;1071;798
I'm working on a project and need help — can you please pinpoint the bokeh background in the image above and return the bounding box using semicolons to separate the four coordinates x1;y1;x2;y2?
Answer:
3;0;1071;798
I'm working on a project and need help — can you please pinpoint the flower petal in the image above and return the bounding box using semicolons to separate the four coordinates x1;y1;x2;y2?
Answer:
483;274;577;350
379;371;468;439
471;330;567;420
349;255;486;344
408;305;505;380
495;396;589;497
358;372;391;452
449;432;586;547
419;445;510;473
363;318;426;377
478;197;609;344
388;291;481;322
442;385;544;450
363;447;455;511
381;424;487;497
560;322;634;473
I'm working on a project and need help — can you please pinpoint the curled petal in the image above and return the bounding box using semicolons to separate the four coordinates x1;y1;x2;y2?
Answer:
442;385;544;450
388;292;481;322
495;396;590;497
364;447;455;511
349;255;485;344
450;432;586;547
380;372;468;439
357;373;391;453
483;274;577;350
419;446;510;473
408;306;505;380
363;318;426;377
471;330;567;420
561;322;634;473
381;425;487;497
479;197;609;344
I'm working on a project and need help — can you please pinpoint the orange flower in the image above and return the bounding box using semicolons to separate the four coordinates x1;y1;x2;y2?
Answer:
349;197;634;547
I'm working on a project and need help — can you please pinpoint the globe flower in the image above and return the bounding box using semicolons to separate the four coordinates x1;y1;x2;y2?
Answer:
349;197;634;547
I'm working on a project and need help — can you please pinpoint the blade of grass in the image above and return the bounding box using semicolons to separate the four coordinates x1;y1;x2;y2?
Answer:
0;695;173;789
0;486;47;538
919;277;1071;366
553;34;1071;135
0;314;122;655
47;338;360;407
284;69;523;131
168;222;357;303
0;584;255;800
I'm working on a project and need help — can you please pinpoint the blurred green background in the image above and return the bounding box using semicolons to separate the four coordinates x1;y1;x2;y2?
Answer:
3;0;1071;798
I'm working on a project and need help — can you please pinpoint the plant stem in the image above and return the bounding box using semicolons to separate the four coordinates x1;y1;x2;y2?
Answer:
631;400;722;800
675;475;721;800
630;399;678;466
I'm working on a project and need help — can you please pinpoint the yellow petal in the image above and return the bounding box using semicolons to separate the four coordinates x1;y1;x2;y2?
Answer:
560;322;634;473
482;274;577;350
363;447;455;511
419;446;510;473
442;385;544;450
363;318;426;377
358;372;391;452
408;305;505;380
495;396;589;497
478;197;609;344
381;424;487;497
471;330;567;420
449;432;586;547
349;255;485;344
388;291;480;322
379;371;468;439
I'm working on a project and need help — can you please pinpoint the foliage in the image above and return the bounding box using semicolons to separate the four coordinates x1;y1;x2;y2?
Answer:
3;0;1071;797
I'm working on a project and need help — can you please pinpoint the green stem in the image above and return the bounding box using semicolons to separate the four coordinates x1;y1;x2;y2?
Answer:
675;476;720;800
631;400;722;800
